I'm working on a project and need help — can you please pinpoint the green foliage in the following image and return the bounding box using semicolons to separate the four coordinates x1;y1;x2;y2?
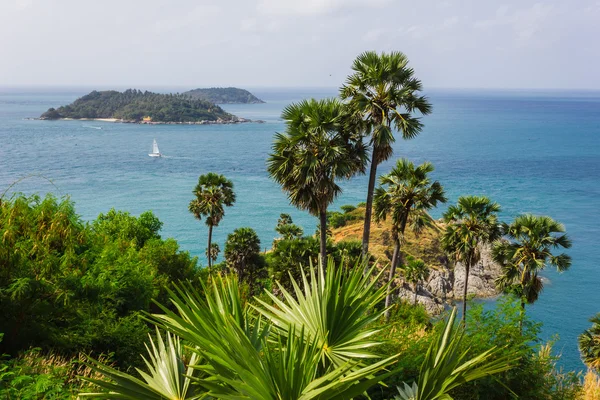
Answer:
0;194;198;368
394;308;518;400
189;172;236;269
183;87;265;104
580;313;600;371
450;298;581;400
40;89;235;122
274;213;303;242
340;204;357;213
225;227;267;293
494;214;572;310
441;196;501;325
86;260;397;399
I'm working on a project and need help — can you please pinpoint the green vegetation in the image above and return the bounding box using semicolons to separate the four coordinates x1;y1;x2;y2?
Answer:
340;51;432;258
4;50;588;399
441;196;502;325
373;158;446;319
40;89;236;122
0;194;199;370
580;314;600;371
267;98;367;264
494;214;572;332
188;173;236;269
183;87;265;104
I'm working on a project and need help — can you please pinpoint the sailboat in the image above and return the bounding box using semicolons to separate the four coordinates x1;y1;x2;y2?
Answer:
148;139;162;157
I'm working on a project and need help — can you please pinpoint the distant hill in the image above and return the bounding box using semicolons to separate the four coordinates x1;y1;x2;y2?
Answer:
40;89;239;123
183;87;265;104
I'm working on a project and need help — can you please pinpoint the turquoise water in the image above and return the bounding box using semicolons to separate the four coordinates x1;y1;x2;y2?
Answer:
1;87;599;371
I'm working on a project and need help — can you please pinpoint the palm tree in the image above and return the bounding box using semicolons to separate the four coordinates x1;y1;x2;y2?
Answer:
373;158;446;319
493;214;572;332
267;98;367;265
580;314;600;371
401;257;430;306
441;196;501;326
188;173;235;269
82;261;515;399
340;51;432;259
224;227;264;292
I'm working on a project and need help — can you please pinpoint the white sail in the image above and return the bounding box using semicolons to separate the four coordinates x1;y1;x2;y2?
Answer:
149;139;161;157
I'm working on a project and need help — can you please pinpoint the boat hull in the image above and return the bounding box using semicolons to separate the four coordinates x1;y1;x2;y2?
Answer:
148;153;161;157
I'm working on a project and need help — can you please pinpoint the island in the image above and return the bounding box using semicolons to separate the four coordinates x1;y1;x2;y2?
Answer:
39;89;251;124
183;87;265;104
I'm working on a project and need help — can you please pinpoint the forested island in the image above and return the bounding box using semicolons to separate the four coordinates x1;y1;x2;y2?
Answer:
39;89;248;124
183;87;265;103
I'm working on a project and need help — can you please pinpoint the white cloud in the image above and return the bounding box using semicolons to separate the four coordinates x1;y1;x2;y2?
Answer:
256;0;390;16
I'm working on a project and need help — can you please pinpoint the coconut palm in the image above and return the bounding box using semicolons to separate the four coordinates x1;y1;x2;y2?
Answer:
373;158;446;319
340;51;432;258
580;314;600;371
395;308;517;400
493;214;572;332
441;196;501;326
401;257;430;306
267;98;367;265
188;173;235;269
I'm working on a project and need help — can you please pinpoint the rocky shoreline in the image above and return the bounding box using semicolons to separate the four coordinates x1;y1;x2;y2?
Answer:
394;244;503;315
35;117;266;125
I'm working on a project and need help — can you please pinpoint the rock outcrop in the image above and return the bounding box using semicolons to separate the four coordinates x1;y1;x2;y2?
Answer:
393;244;502;315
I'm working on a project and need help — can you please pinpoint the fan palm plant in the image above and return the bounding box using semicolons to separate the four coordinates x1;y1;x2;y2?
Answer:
373;158;446;319
580;313;600;371
267;98;367;264
493;214;571;332
441;196;501;326
255;258;389;370
395;308;517;400
188;173;235;269
340;51;432;258
81;329;203;399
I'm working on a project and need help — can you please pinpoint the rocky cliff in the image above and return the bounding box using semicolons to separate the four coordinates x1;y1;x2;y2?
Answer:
330;206;502;315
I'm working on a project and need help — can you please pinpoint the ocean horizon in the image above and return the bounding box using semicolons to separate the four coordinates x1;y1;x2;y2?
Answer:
1;86;599;373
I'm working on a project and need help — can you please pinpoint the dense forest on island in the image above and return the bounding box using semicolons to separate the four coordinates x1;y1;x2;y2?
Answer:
4;50;600;399
39;89;237;122
183;87;265;103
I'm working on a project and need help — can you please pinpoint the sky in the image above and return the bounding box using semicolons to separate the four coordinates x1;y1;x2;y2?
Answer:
1;0;599;89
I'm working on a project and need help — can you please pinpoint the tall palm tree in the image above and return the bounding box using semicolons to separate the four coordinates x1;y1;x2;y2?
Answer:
267;98;367;265
441;196;501;326
493;214;572;332
373;158;446;319
580;313;600;371
340;51;432;259
188;173;235;269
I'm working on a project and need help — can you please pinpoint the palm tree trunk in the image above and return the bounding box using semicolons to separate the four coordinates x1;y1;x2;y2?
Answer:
384;236;400;321
319;210;327;268
414;283;418;305
361;149;379;260
462;261;470;327
519;298;526;335
207;224;213;270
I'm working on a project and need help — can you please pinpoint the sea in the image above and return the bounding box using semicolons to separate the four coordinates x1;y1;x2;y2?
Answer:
0;86;599;372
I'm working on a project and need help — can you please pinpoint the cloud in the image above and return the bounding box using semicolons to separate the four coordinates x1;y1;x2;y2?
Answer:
256;0;390;16
154;4;221;34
